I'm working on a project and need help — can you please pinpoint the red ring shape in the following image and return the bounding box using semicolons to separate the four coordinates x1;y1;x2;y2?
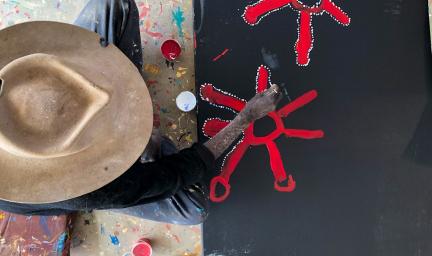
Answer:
210;176;231;203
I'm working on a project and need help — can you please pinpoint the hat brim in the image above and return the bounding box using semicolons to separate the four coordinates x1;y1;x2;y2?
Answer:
0;21;153;203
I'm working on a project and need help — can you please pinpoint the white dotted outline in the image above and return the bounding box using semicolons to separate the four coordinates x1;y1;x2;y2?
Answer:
255;65;273;93
200;83;247;114
202;117;232;139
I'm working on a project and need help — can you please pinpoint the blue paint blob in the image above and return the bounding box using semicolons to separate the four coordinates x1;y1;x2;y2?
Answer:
109;235;120;246
55;232;67;255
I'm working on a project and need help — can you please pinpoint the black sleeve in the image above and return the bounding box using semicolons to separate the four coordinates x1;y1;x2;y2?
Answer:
59;143;215;211
0;144;215;215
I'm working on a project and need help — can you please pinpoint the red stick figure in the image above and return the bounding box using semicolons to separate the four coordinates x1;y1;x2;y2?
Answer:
242;0;351;66
200;65;324;202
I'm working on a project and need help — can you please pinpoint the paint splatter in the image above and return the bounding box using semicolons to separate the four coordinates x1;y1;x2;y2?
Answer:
173;234;181;243
55;232;67;254
201;65;324;202
153;113;161;128
39;216;52;237
166;59;175;70
178;132;192;142
143;20;163;39
172;7;185;39
184;134;193;143
212;48;230;62
139;2;151;18
147;80;159;86
109;235;120;246
176;67;188;78
100;224;106;235
242;0;350;66
144;63;161;75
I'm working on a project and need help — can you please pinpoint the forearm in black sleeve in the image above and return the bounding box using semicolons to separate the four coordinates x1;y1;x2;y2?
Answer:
0;144;215;215
57;143;215;211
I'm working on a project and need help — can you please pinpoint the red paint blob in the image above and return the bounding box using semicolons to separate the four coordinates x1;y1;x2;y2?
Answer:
201;65;324;202
242;0;350;66
161;39;182;61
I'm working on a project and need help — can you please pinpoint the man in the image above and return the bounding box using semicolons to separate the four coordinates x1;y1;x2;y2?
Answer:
0;0;281;225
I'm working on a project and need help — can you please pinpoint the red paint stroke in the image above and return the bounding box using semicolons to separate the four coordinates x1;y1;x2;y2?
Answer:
200;65;324;202
242;0;350;66
201;84;246;112
212;48;230;62
144;29;163;39
203;119;229;137
147;80;158;86
153;113;161;128
139;3;151;18
172;234;181;243
142;21;163;39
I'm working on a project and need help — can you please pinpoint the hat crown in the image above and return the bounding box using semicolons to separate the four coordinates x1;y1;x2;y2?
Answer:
0;53;109;158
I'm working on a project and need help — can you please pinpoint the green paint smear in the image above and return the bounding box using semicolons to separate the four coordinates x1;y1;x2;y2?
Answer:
172;6;185;38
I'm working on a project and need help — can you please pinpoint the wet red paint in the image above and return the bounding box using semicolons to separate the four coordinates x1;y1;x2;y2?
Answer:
201;65;324;202
242;0;350;66
161;39;182;61
212;48;230;62
132;239;152;256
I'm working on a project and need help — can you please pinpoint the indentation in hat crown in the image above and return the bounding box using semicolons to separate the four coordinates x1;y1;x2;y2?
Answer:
0;53;109;158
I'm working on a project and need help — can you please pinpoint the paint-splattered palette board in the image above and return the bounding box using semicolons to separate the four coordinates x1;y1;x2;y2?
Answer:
195;0;432;255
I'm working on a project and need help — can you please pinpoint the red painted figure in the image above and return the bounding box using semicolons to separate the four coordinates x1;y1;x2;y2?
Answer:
200;65;324;202
242;0;351;66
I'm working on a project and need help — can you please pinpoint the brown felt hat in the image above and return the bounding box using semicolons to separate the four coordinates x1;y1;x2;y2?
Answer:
0;21;153;203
